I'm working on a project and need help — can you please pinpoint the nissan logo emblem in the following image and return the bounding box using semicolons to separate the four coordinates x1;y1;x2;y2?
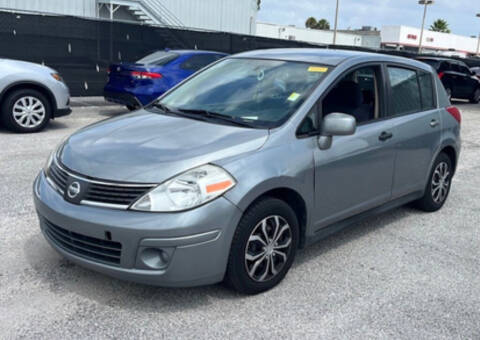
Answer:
67;181;81;199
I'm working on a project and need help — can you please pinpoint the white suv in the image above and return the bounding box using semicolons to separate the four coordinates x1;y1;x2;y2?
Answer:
0;59;71;133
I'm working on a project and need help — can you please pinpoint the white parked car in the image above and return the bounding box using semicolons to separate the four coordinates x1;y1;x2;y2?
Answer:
0;59;71;133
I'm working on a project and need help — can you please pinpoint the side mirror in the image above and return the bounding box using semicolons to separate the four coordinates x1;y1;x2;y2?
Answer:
317;112;356;150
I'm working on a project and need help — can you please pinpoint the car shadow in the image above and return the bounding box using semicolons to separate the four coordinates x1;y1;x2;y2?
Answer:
23;205;416;311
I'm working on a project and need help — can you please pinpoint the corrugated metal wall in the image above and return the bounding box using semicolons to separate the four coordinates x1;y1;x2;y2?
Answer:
0;0;96;17
159;0;257;34
0;0;257;35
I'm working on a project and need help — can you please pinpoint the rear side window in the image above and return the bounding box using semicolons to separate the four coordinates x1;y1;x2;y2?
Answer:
418;71;435;110
181;54;222;72
387;67;421;115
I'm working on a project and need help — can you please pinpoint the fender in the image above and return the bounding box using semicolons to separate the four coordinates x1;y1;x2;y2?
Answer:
0;80;58;112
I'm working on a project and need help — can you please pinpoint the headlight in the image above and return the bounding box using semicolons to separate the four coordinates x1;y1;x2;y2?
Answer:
130;164;236;212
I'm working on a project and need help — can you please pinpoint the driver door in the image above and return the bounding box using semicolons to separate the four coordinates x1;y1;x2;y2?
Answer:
311;64;396;230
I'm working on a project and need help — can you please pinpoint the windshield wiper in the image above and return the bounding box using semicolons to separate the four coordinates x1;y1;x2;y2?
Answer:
176;108;257;128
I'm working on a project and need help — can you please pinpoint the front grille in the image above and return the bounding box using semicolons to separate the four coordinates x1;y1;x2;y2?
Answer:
46;160;155;209
85;182;152;206
47;160;68;193
43;219;122;265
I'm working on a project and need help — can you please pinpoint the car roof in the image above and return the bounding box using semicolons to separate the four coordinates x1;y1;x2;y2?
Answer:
417;56;463;64
168;49;228;55
233;48;430;70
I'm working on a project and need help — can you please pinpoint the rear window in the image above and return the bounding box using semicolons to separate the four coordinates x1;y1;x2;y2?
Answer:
180;54;224;72
136;51;179;65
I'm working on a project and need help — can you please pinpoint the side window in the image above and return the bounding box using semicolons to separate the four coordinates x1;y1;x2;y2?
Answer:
459;65;470;75
418;71;435;110
387;67;421;115
438;62;450;72
451;64;461;73
322;65;381;124
297;105;319;136
180;55;219;72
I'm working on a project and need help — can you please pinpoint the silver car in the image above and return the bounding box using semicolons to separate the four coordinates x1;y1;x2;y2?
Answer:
33;49;461;294
0;59;71;133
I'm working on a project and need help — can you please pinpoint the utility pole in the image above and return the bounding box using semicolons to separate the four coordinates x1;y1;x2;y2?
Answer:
333;0;339;45
418;0;434;54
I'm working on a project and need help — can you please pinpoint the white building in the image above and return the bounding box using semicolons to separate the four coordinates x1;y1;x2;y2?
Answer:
381;25;479;57
255;22;381;48
0;0;258;35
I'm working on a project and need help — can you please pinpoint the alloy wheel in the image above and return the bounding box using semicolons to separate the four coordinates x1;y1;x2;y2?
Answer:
12;96;46;129
244;215;293;282
431;161;450;204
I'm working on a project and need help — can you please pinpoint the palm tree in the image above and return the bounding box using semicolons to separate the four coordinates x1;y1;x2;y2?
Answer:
430;19;451;33
305;17;318;29
316;19;330;30
305;17;331;30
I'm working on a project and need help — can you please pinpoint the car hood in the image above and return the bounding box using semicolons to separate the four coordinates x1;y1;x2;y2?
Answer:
59;110;269;183
0;58;55;74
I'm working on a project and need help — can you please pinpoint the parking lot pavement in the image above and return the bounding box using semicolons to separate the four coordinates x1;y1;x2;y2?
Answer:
0;101;479;339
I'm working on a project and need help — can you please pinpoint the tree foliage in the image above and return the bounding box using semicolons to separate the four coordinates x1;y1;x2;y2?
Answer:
305;17;330;30
430;19;451;33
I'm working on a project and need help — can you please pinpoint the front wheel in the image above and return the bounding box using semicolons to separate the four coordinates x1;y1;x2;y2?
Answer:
414;152;453;212
225;198;299;294
1;89;51;133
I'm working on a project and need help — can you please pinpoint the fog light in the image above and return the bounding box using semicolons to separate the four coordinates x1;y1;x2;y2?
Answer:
140;248;170;269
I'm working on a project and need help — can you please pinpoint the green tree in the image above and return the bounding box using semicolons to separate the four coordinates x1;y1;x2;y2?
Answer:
305;17;330;30
316;18;330;30
305;17;317;29
430;19;451;33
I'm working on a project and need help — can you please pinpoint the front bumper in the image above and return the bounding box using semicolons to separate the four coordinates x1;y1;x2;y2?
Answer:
53;107;72;118
33;171;243;287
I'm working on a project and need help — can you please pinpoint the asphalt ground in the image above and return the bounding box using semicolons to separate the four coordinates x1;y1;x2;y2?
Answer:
0;99;479;339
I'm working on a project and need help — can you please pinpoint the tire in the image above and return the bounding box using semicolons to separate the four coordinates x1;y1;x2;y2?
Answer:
469;88;480;103
414;152;453;212
225;197;299;294
126;105;137;111
0;89;51;133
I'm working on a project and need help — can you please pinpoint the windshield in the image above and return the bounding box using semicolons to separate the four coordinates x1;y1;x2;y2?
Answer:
156;58;331;128
136;51;178;65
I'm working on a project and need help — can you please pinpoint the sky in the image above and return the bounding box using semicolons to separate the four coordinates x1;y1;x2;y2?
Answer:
257;0;480;37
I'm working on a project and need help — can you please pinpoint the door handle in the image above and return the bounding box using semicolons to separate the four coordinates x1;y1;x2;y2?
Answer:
378;131;393;141
430;119;439;127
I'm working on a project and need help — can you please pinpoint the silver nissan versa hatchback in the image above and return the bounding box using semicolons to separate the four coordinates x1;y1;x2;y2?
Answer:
34;49;461;294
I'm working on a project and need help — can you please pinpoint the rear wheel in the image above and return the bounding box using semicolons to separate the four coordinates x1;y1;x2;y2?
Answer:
0;89;51;133
126;104;137;111
225;197;299;294
414;152;453;212
469;88;480;103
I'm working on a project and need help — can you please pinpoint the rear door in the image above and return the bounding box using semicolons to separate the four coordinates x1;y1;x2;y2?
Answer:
386;66;442;199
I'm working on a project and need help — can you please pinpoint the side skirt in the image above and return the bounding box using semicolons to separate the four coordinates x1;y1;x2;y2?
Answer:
304;191;423;248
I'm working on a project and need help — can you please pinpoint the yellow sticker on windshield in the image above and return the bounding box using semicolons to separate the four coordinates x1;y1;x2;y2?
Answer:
288;92;301;102
308;66;328;73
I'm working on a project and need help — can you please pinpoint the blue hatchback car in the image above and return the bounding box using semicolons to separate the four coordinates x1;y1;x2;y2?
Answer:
104;50;227;110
